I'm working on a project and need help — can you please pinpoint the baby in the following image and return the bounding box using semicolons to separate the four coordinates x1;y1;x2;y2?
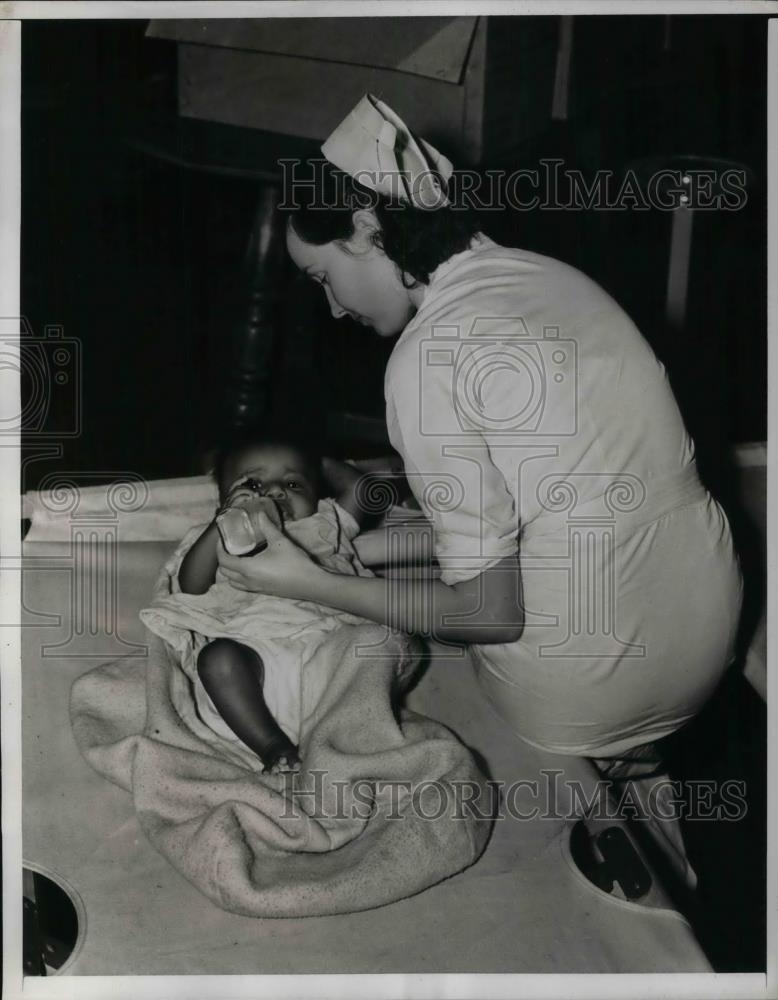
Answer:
140;430;375;775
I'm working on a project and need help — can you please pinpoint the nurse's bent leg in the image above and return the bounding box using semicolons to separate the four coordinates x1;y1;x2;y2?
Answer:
592;745;697;892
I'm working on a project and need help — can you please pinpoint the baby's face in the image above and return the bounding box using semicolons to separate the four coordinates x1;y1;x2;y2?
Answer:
221;444;318;522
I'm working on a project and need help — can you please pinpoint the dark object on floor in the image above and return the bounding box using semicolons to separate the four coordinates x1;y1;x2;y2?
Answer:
569;820;653;901
665;670;766;972
22;868;81;975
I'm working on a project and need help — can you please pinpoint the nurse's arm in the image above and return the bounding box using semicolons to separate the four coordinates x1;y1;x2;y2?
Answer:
306;555;524;646
352;519;433;566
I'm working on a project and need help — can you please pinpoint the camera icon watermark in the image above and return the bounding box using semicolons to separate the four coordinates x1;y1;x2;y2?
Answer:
1;317;82;438
418;318;578;438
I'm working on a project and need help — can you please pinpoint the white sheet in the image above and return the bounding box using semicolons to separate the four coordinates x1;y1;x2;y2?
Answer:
20;476;712;973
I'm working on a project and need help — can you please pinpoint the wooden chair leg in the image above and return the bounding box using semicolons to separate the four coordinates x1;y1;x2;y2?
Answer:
222;182;286;434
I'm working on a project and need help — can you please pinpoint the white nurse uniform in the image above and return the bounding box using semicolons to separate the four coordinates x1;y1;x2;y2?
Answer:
385;234;742;758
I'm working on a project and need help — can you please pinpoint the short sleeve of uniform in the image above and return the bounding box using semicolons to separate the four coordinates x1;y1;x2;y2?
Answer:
385;339;519;586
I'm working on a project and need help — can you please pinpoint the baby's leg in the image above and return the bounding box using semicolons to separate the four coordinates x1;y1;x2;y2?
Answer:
197;638;300;774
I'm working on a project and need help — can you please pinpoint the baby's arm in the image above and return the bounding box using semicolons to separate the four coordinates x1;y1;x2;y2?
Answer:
179;520;221;594
322;456;403;527
181;491;286;592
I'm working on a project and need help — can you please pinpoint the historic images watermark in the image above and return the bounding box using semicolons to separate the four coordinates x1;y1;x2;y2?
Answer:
21;472;151;660
279;157;749;212
278;769;748;824
10;315;149;658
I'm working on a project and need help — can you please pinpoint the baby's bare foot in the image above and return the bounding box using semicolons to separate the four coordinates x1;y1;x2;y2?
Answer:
261;738;301;775
267;751;301;775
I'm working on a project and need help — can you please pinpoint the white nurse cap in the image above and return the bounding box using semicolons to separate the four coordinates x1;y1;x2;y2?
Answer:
321;94;453;210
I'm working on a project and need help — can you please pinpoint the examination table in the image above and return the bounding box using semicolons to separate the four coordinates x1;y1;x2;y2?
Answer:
20;475;712;975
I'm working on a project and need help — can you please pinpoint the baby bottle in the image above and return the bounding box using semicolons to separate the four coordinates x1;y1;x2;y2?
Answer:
216;480;284;556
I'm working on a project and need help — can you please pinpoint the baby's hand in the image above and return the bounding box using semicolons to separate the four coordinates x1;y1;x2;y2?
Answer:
225;480;259;510
245;496;284;533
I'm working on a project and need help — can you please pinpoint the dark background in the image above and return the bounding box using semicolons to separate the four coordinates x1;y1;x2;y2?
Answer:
21;16;767;492
20;15;769;973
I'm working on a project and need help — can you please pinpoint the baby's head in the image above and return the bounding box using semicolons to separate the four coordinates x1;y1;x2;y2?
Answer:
213;428;321;523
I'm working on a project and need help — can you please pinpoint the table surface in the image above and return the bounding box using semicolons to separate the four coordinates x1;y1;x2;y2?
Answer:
20;537;711;975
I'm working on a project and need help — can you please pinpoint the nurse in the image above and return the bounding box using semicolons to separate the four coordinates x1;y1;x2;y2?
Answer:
218;95;742;780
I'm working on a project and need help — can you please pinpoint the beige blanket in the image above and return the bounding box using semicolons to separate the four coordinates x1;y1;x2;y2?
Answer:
70;619;493;918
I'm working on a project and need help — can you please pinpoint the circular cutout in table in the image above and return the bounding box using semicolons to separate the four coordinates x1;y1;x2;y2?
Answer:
23;864;86;975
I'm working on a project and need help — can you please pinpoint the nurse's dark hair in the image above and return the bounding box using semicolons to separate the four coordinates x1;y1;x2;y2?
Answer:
212;424;322;504
283;160;480;287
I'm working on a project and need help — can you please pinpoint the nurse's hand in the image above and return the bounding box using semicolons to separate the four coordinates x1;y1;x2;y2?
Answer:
216;509;323;600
